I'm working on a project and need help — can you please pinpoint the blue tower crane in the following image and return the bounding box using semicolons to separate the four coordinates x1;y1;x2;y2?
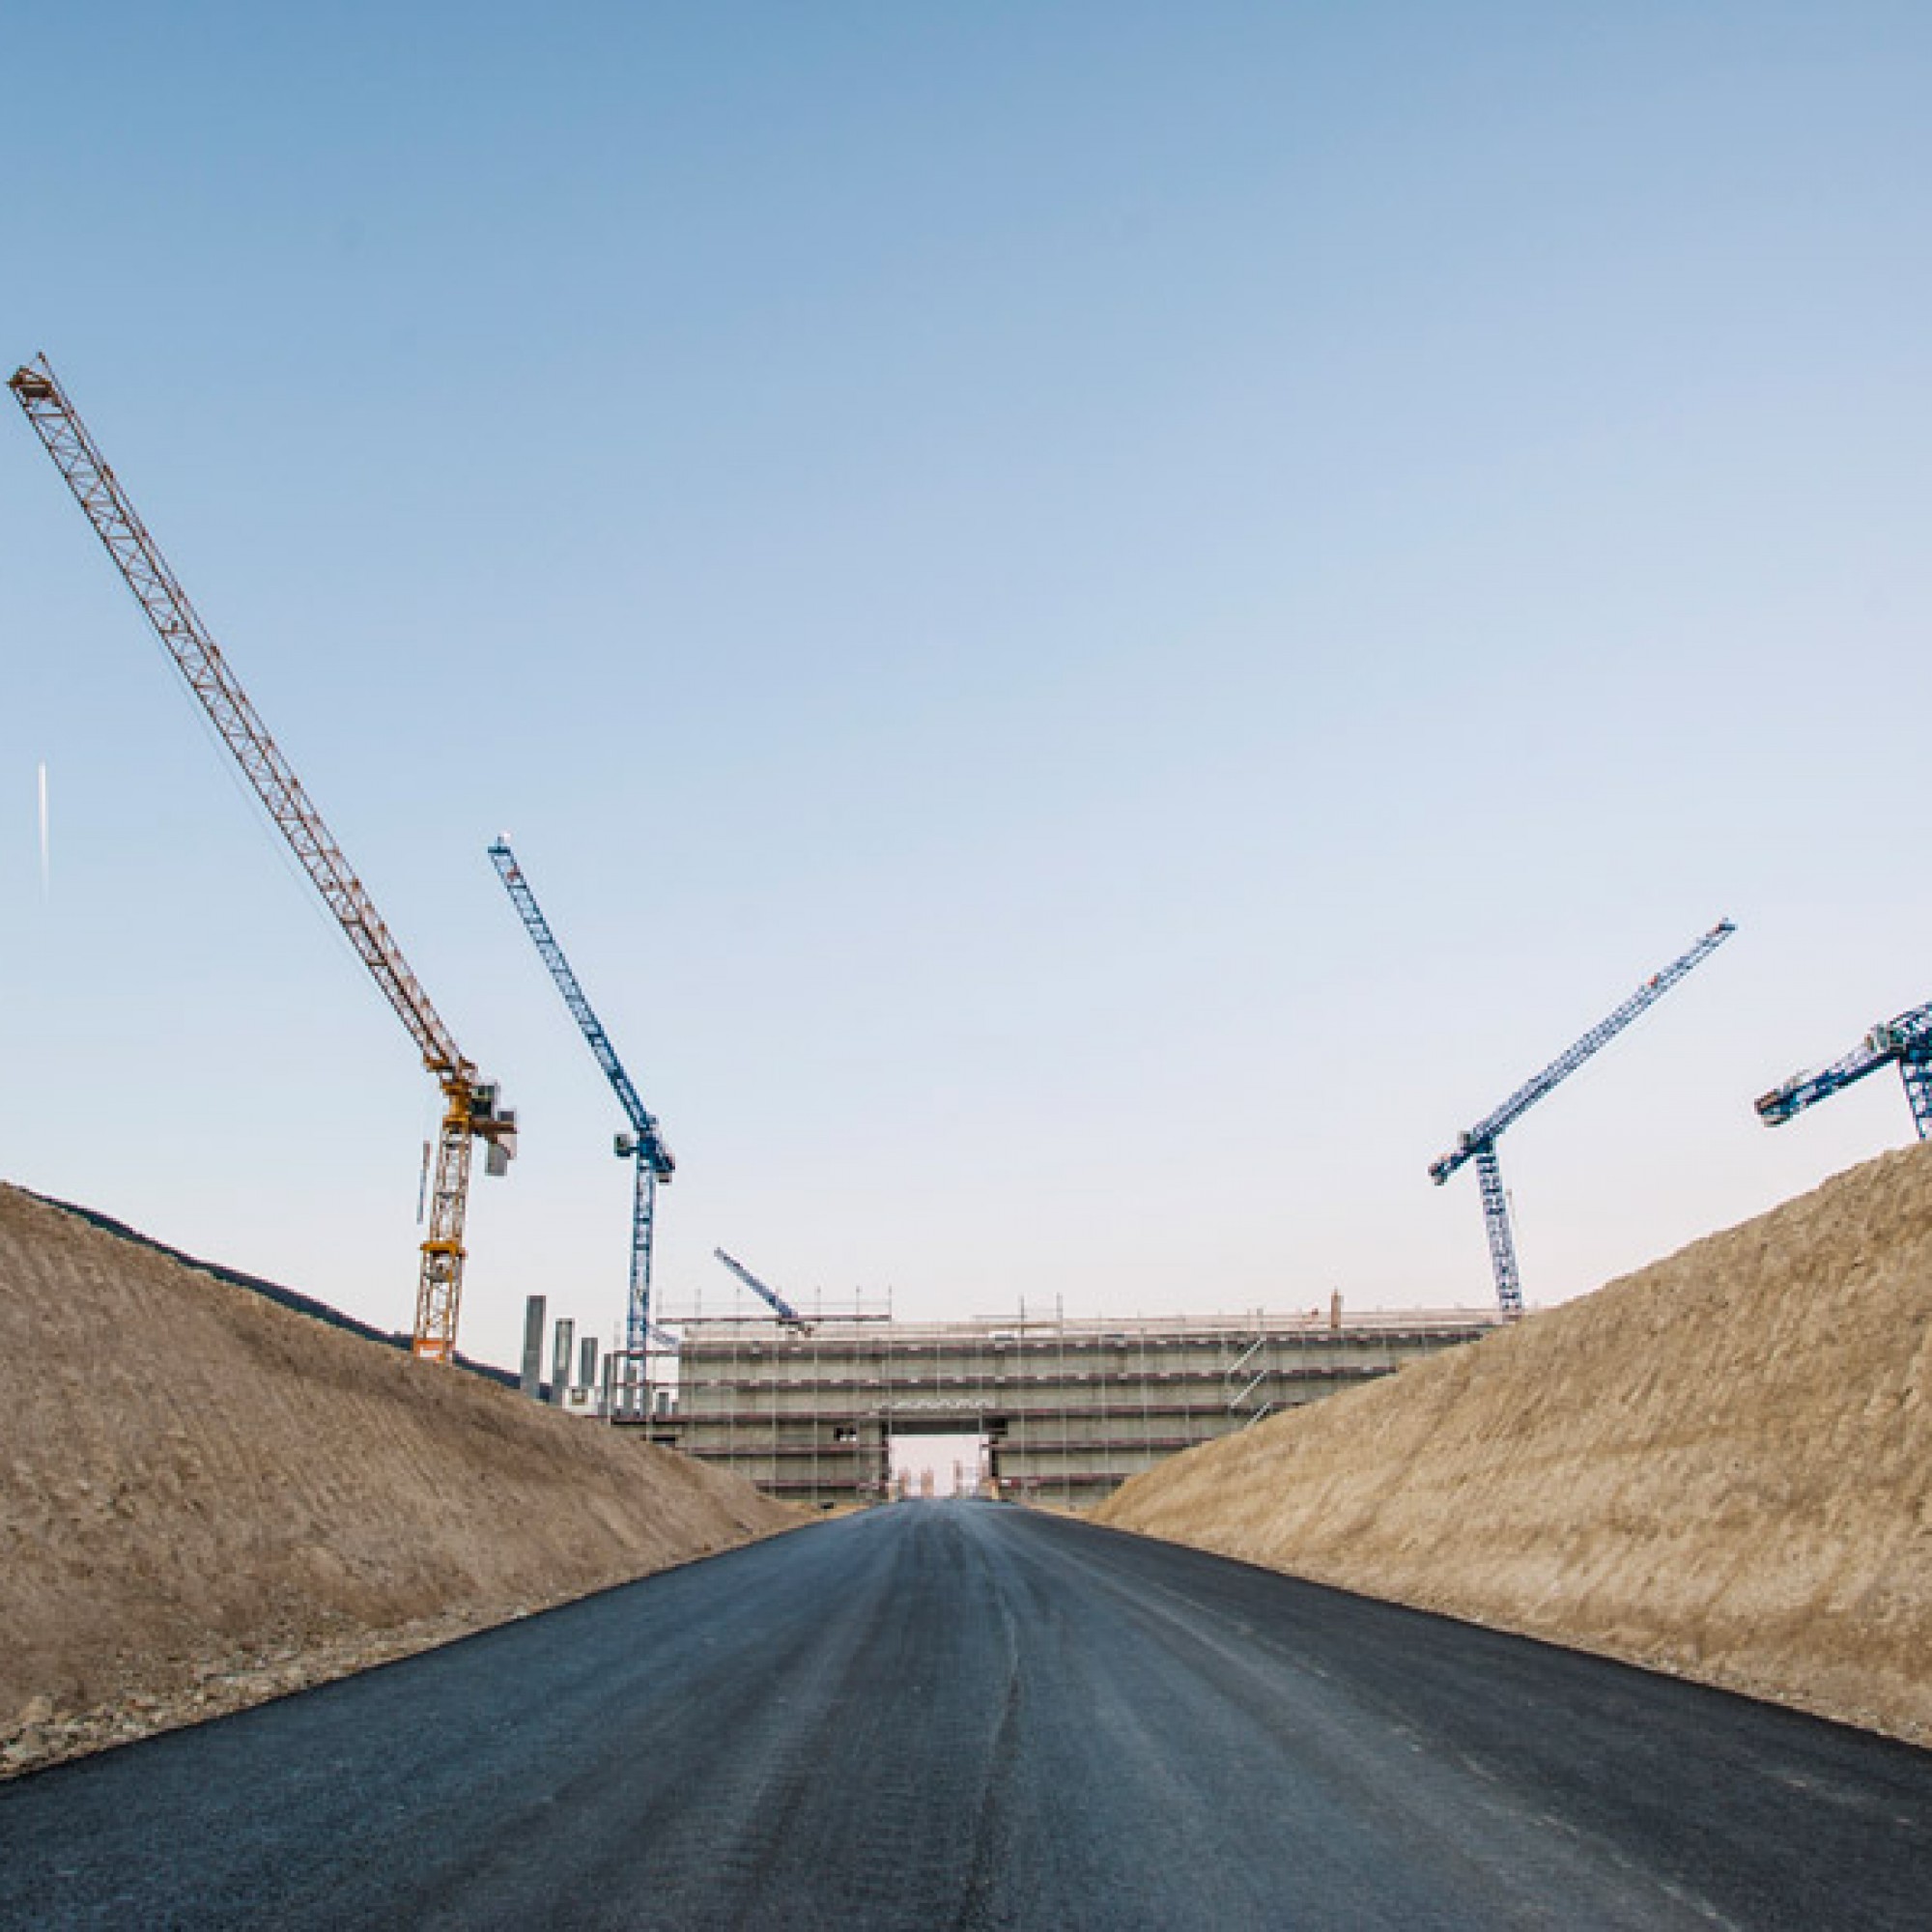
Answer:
489;838;675;1414
1430;919;1736;1319
713;1247;810;1332
1755;1002;1932;1141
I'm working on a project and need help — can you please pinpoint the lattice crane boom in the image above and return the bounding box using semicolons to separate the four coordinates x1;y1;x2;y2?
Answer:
713;1248;809;1331
1429;919;1736;1318
489;838;672;1408
1755;1002;1932;1139
1431;920;1737;1187
488;840;673;1172
10;354;515;1364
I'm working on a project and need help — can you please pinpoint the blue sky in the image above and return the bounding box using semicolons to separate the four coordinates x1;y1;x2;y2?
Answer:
4;3;1929;1371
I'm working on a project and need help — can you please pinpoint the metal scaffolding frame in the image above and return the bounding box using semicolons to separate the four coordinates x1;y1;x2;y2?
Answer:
643;1294;1496;1508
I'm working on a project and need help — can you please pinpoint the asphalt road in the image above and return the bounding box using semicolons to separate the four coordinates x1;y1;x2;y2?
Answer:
2;1501;1927;1929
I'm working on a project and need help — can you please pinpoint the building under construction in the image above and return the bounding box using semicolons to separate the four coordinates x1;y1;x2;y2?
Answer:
631;1298;1497;1507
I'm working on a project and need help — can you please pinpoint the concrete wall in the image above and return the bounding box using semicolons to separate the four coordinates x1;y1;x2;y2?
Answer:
632;1309;1496;1507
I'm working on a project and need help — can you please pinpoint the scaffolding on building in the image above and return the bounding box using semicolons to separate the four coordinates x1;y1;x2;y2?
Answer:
640;1292;1496;1508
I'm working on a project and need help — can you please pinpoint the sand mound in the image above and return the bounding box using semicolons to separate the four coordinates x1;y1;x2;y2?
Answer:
0;1185;792;1776
1096;1144;1932;1743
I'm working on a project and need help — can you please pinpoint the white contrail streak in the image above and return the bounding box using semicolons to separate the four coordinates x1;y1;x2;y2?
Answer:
38;761;49;898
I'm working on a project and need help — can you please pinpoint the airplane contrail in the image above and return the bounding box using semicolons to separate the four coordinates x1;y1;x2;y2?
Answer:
38;760;48;898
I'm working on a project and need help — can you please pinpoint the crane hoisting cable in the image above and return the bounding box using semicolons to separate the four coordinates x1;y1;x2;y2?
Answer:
9;354;515;1362
1430;919;1735;1319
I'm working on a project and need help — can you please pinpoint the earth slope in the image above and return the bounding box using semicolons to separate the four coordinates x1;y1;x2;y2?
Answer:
1096;1144;1932;1743
0;1184;791;1776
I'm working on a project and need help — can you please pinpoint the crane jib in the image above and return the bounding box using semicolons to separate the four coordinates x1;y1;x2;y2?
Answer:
9;357;469;1076
486;839;674;1178
1432;920;1736;1182
488;836;672;1395
713;1247;810;1329
10;355;514;1364
1427;919;1736;1320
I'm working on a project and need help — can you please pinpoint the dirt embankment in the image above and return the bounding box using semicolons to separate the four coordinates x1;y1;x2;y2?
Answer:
0;1185;793;1776
1096;1145;1932;1744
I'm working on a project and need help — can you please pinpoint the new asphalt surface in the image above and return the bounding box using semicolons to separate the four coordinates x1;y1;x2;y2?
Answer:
2;1500;1927;1929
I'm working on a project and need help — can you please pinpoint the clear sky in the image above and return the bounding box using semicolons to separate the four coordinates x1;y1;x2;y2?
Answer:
4;3;1929;1373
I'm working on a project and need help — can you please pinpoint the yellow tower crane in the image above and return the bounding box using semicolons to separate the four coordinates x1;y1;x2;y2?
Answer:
9;355;515;1362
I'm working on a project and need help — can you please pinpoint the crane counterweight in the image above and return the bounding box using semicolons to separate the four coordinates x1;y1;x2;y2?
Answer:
1755;1000;1932;1140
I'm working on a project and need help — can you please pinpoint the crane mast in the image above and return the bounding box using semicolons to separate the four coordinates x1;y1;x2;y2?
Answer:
1430;919;1736;1318
10;355;515;1362
1755;1002;1932;1140
713;1248;810;1331
489;838;674;1415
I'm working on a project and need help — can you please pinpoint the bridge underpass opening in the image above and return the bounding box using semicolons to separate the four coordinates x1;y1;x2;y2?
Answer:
890;1428;986;1498
648;1305;1498;1506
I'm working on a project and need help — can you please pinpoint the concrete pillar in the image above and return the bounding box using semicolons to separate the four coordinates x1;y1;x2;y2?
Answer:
579;1334;599;1399
520;1295;547;1400
552;1318;575;1406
